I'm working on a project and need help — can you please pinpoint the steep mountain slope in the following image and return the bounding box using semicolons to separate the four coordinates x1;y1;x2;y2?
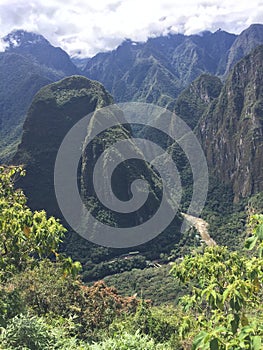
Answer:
198;45;263;202
83;38;181;108
2;25;263;164
225;24;263;76
13;75;182;277
13;76;113;214
174;74;223;129
83;30;236;105
0;31;79;162
4;30;78;76
0;52;60;162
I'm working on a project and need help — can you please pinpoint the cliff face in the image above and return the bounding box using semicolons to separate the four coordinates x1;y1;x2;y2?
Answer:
198;46;263;201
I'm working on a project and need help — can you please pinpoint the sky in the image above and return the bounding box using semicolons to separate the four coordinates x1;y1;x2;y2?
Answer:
0;0;262;57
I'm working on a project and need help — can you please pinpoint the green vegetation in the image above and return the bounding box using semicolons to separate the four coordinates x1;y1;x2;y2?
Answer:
0;166;65;275
0;166;140;348
0;166;262;349
174;74;222;129
1;25;263;349
170;214;263;349
104;265;183;305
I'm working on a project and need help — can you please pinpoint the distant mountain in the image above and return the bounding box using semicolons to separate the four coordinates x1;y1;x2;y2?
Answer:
4;30;78;76
224;24;263;75
0;52;60;161
0;30;79;162
2;25;263;163
197;45;263;201
1;24;263;206
71;57;90;70
83;30;236;104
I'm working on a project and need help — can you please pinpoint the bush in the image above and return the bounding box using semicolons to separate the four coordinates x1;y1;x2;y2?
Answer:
11;260;139;341
89;331;168;350
0;286;23;327
0;314;55;350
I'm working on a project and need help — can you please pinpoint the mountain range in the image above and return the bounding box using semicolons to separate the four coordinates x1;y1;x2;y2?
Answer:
0;24;263;278
1;24;263;163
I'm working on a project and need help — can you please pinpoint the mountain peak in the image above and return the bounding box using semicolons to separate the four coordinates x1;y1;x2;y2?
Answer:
4;30;50;50
224;23;263;75
2;29;78;77
246;23;263;32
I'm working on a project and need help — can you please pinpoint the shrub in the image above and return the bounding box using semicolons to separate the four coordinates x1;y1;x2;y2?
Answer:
0;314;55;350
89;331;168;350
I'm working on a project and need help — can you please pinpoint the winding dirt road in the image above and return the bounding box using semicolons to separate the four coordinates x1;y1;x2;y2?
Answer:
181;213;217;246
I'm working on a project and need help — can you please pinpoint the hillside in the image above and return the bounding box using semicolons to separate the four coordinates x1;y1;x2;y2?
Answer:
13;75;183;279
13;75;113;214
0;30;79;162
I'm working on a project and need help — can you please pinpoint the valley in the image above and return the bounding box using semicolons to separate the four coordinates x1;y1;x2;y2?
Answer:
0;21;262;349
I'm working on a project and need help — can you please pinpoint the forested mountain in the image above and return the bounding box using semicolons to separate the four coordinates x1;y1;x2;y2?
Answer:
0;22;263;349
0;23;260;269
1;24;263;163
82;24;263;106
0;30;79;162
13;76;113;215
0;52;58;161
83;30;236;105
174;73;223;129
13;74;183;280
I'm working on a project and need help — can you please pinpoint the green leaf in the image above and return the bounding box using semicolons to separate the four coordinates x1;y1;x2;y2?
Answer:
192;331;208;350
245;236;258;250
230;313;240;334
255;224;263;240
252;336;261;350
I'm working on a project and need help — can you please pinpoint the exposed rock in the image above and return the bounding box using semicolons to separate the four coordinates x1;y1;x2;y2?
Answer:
198;46;263;201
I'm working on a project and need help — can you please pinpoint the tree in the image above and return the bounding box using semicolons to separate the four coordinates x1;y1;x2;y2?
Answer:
0;166;66;276
170;214;263;349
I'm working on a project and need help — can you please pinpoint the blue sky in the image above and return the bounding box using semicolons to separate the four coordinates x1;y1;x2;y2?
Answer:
0;0;262;57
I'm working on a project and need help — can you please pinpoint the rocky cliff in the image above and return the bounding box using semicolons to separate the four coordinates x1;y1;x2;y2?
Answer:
198;46;263;201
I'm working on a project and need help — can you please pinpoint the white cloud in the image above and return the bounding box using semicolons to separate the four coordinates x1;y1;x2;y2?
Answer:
0;38;8;52
0;0;262;57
